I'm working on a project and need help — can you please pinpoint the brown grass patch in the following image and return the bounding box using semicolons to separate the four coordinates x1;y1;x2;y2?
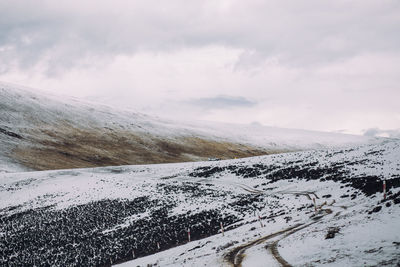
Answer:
12;123;286;171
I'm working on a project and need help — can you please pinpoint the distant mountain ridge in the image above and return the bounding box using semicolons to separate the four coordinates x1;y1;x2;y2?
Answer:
0;81;379;172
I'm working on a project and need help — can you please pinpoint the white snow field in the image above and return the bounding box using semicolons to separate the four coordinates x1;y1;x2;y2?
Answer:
1;138;399;266
0;81;379;173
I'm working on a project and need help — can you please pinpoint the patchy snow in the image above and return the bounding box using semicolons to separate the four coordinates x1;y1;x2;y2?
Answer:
0;81;381;173
0;139;399;266
279;203;400;266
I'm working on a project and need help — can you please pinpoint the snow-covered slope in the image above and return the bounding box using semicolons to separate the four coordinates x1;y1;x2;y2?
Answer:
1;139;399;266
0;81;379;172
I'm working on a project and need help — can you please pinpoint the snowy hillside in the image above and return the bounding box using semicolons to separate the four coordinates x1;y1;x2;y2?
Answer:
1;139;399;266
0;81;378;173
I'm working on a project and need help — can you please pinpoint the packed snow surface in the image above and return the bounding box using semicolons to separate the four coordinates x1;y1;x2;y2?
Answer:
1;139;400;266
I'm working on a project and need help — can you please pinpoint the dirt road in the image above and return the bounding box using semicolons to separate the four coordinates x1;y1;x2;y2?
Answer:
225;217;323;267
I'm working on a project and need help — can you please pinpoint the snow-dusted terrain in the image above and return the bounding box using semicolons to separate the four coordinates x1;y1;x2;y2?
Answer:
0;81;379;173
1;138;399;266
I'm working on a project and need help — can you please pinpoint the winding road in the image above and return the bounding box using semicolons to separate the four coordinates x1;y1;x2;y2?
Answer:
223;182;336;267
194;178;338;266
224;216;324;267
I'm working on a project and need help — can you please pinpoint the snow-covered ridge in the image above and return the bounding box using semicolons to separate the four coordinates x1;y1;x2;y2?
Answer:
0;139;399;266
0;81;379;172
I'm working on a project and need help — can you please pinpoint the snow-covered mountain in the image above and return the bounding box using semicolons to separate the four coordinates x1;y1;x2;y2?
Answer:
1;139;399;266
0;82;378;173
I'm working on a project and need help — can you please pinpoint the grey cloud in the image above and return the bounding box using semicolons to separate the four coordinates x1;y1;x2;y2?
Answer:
1;0;400;73
363;128;380;137
187;95;256;110
363;128;400;139
0;1;399;135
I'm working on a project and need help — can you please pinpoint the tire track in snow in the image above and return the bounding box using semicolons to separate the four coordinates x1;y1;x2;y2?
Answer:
224;215;325;267
267;219;321;267
195;178;320;199
235;184;265;194
224;223;302;267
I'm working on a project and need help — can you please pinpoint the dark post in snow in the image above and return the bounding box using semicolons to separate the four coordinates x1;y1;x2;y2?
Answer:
258;213;264;228
383;180;387;200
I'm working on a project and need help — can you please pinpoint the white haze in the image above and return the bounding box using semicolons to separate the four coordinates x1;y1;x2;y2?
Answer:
0;0;399;135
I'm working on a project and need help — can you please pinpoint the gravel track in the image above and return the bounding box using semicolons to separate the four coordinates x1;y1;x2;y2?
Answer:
224;213;326;267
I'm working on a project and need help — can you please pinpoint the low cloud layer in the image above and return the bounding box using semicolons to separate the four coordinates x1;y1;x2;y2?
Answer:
187;95;256;110
0;0;399;134
363;128;400;139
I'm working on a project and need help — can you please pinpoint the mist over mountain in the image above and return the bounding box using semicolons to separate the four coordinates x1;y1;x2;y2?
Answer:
0;82;377;173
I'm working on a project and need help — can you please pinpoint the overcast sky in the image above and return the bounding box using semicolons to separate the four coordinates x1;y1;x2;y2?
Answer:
1;0;399;136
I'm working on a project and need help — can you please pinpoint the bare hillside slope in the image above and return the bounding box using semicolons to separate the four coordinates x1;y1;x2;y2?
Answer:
0;82;377;172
